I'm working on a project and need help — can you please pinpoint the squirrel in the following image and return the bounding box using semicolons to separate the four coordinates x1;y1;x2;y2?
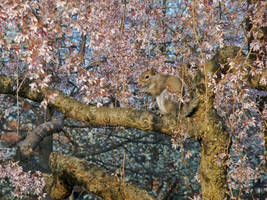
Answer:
139;68;199;117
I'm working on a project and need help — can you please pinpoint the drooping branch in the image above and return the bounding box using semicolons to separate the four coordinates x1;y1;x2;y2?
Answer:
17;116;64;158
47;152;155;200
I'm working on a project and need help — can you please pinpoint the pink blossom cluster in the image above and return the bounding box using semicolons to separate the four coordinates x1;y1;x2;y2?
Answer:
0;155;46;199
213;68;266;194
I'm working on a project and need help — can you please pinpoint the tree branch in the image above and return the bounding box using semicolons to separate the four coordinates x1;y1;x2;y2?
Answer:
17;116;64;158
0;74;202;138
47;152;155;200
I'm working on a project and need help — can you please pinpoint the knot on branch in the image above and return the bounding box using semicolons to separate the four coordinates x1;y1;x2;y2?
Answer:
139;112;154;130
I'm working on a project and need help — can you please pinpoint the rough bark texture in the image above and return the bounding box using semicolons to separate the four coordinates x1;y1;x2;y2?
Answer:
0;74;201;138
48;152;155;200
197;95;229;200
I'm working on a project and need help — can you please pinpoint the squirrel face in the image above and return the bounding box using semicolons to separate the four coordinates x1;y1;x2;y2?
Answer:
138;68;156;87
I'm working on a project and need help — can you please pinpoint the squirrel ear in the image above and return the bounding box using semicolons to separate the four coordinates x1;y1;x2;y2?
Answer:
150;68;156;75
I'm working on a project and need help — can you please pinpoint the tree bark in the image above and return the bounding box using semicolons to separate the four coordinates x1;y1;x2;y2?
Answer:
47;152;155;200
17;116;64;157
0;74;202;138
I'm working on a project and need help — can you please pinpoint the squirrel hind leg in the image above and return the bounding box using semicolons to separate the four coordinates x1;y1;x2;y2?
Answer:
180;97;199;117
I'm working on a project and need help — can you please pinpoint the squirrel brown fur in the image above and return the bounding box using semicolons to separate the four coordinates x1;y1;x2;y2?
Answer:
139;68;199;117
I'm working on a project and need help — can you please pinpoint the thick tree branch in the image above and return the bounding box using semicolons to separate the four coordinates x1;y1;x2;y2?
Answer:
47;152;155;200
0;74;202;138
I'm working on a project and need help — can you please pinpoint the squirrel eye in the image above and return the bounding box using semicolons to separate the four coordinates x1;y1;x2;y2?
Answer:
145;75;149;79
